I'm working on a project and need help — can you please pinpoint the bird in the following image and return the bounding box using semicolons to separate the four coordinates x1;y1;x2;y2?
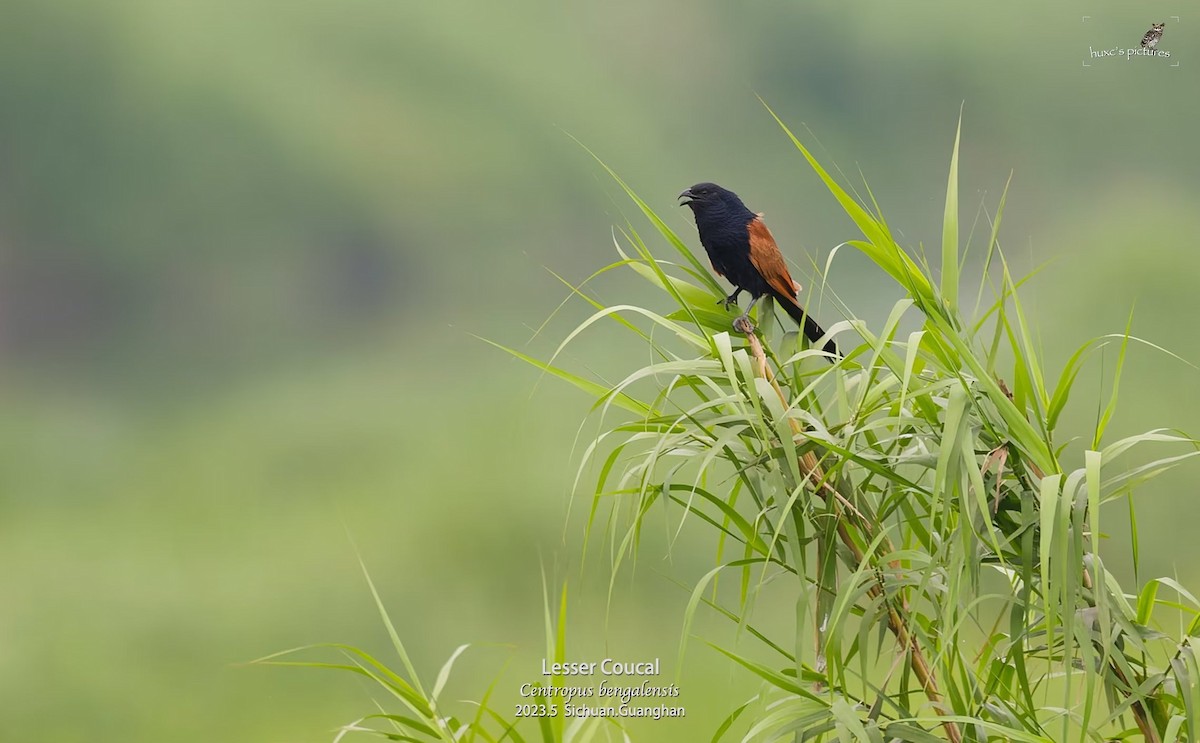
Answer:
679;182;838;356
1141;22;1165;50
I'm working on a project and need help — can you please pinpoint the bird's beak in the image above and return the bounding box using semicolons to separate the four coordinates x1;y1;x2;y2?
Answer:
678;188;695;205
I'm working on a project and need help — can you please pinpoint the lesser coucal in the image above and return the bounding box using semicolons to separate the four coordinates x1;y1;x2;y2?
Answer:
679;182;838;356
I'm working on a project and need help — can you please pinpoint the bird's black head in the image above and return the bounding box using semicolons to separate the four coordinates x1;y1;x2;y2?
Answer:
679;182;740;209
679;182;754;227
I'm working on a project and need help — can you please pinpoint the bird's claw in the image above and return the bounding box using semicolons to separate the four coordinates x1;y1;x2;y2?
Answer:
732;315;756;335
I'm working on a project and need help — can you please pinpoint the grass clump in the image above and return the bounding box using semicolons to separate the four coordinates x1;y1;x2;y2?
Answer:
269;110;1200;742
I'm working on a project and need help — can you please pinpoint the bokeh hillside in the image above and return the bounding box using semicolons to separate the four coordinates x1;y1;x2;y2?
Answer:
1;1;1197;741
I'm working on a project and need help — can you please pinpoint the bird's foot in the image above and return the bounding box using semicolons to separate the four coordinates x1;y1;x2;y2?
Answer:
718;292;741;311
732;315;756;335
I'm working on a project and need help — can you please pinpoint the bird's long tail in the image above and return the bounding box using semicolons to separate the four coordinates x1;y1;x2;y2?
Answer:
769;289;839;358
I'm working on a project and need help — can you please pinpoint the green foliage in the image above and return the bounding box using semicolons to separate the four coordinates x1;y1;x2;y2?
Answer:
291;115;1200;741
255;562;626;742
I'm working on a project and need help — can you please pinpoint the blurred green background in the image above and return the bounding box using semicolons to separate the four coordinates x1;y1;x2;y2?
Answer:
2;1;1198;741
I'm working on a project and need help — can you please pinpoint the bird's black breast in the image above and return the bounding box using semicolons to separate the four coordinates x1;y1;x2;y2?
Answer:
695;210;770;295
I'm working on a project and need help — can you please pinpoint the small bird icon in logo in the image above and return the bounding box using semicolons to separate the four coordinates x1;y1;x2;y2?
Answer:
1141;22;1165;50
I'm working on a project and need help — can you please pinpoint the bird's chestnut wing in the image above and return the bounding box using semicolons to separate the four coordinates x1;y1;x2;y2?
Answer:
747;216;801;300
